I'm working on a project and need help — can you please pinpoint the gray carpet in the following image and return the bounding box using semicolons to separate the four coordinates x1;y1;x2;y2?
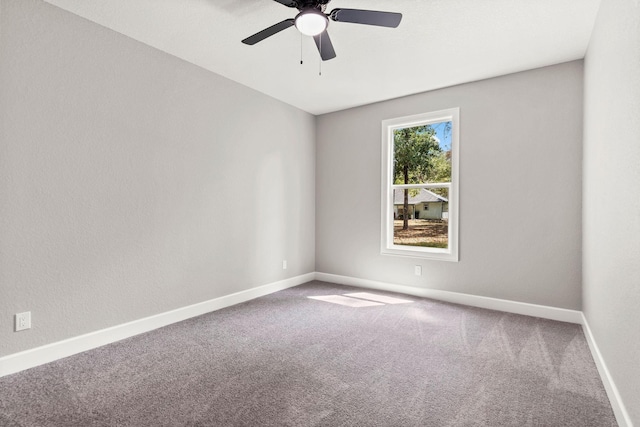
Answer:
0;281;616;426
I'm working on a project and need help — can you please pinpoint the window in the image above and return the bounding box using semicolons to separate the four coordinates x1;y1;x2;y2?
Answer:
381;108;459;261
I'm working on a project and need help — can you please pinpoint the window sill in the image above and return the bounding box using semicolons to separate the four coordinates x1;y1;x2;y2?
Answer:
381;245;459;262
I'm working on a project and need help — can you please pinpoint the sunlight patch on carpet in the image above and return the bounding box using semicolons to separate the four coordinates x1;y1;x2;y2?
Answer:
307;295;384;307
344;292;413;304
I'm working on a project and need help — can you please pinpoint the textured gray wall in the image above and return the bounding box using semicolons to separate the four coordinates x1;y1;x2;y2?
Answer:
0;0;315;357
316;62;584;310
583;0;640;423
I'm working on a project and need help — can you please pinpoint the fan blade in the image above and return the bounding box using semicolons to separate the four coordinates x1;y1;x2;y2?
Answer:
329;9;402;28
313;31;337;61
272;0;297;7
242;19;295;45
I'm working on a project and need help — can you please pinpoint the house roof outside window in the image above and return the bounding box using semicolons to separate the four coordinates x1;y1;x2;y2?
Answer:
393;188;448;205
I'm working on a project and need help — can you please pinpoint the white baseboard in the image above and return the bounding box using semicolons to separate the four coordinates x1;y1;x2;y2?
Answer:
315;272;583;324
0;273;314;378
581;314;633;427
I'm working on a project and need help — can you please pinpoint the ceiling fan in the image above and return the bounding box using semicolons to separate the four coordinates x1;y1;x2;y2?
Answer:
241;0;402;61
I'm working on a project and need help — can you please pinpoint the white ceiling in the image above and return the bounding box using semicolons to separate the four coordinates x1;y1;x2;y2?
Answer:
43;0;601;115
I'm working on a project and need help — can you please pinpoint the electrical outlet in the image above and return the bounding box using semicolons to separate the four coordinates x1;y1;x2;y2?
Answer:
15;312;31;332
282;260;287;270
414;265;422;276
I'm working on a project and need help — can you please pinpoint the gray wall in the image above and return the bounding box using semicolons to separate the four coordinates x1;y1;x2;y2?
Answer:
583;0;640;422
0;0;315;357
316;61;584;310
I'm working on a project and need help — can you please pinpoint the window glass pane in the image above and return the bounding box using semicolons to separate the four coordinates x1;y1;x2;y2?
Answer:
393;187;449;248
392;121;452;185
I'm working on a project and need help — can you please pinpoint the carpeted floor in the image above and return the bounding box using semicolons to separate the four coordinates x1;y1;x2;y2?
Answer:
0;281;616;426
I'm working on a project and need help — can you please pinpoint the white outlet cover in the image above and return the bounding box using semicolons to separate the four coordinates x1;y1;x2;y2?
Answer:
15;312;31;332
414;266;422;276
282;260;287;270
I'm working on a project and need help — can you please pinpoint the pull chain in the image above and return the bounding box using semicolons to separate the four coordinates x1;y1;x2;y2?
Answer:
318;34;322;76
300;33;303;65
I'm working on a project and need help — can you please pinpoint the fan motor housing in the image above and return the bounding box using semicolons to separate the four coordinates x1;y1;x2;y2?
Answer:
295;0;331;12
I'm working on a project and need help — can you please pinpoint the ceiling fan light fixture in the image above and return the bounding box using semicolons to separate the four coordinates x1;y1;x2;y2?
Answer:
295;10;328;36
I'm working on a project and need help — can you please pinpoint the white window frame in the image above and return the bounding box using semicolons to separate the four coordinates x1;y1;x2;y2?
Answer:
381;108;460;261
